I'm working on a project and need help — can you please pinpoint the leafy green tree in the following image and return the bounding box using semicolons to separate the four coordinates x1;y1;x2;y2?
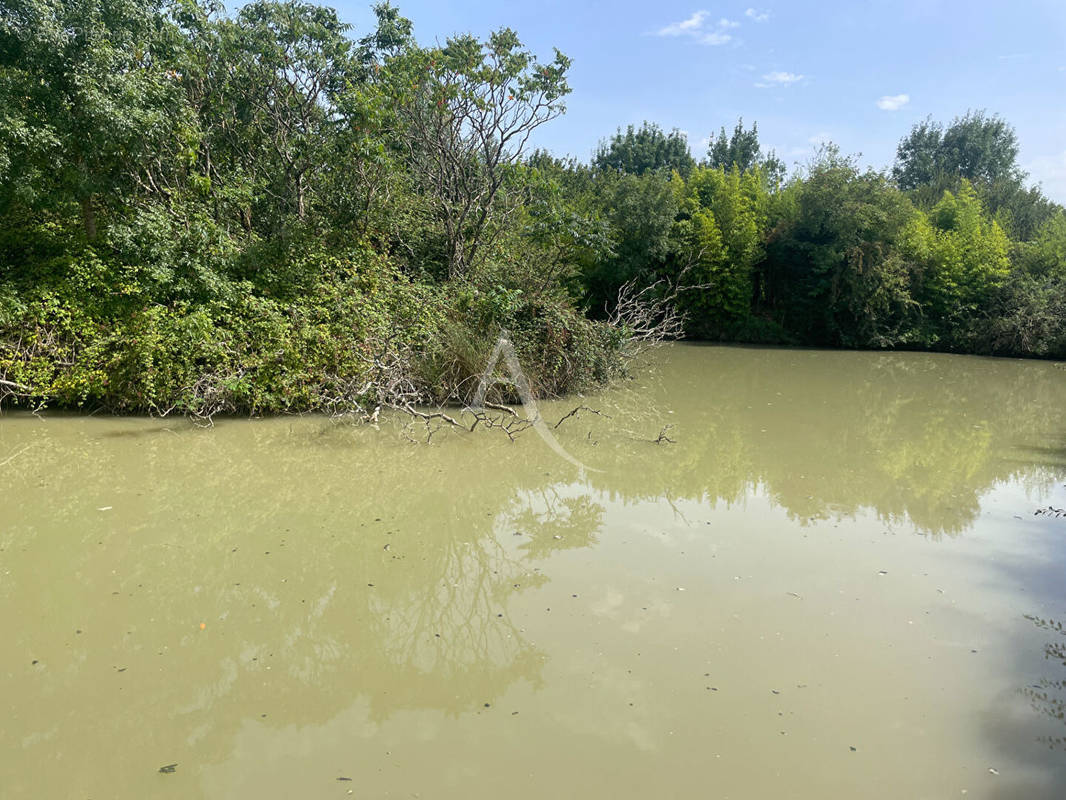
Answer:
939;111;1021;186
892;117;944;192
1017;211;1066;278
516;156;611;300
893;111;1021;191
581;171;678;313
893;111;1059;243
593;122;694;177
763;148;922;346
981;269;1066;356
982;178;1059;242
706;118;784;185
393;26;571;279
674;165;766;335
226;1;356;224
356;0;413;60
911;181;1011;345
0;0;195;239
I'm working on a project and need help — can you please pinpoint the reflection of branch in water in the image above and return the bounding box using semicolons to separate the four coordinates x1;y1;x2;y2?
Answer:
373;532;546;696
662;492;690;525
1023;615;1066;750
627;424;676;445
400;405;534;443
1034;506;1066;519
0;444;33;469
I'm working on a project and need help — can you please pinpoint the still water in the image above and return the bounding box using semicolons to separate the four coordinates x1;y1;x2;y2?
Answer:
2;344;1066;799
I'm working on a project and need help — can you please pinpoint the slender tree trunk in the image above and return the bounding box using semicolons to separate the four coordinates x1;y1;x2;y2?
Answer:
296;173;306;219
81;195;97;241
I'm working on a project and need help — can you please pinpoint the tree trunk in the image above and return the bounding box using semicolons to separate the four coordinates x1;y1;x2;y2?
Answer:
81;195;97;241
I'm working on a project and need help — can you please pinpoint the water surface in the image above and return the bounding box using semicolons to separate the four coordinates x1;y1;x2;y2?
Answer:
3;344;1066;798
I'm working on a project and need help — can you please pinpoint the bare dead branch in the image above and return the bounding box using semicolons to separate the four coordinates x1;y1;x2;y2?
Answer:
482;400;519;417
608;253;714;356
553;405;611;429
653;425;676;444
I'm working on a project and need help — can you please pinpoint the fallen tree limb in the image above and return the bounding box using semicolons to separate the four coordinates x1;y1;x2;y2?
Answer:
553;405;611;429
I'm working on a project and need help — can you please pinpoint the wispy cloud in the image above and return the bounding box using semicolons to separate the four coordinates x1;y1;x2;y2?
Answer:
656;10;709;36
745;8;771;22
654;10;739;45
755;70;804;88
701;30;733;45
876;93;910;111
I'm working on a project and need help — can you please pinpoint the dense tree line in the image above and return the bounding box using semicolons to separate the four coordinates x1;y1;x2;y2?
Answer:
551;113;1065;355
1;1;1063;416
0;0;623;416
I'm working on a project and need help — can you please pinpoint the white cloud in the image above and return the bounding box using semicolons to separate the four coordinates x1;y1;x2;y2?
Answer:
701;31;733;45
745;8;771;22
755;70;804;88
654;10;737;45
657;10;709;36
876;93;910;111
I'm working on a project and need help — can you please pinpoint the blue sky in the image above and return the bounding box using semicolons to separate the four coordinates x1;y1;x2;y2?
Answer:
331;0;1066;202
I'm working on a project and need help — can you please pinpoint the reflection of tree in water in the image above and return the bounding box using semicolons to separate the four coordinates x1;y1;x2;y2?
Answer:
1024;616;1066;751
375;530;548;695
552;347;1066;538
505;486;606;558
0;420;572;788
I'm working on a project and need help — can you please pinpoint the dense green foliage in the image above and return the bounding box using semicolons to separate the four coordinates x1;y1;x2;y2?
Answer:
706;118;784;186
0;0;624;415
563;125;1065;355
1;0;1064;418
593;122;695;178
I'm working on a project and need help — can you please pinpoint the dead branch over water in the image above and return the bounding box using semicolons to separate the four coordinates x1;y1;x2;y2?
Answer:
608;257;711;356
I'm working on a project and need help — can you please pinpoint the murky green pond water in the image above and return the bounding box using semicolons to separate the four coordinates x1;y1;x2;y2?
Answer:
3;344;1066;799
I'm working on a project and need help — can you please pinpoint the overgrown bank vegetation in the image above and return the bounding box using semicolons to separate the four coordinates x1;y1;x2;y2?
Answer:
1;1;1064;417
